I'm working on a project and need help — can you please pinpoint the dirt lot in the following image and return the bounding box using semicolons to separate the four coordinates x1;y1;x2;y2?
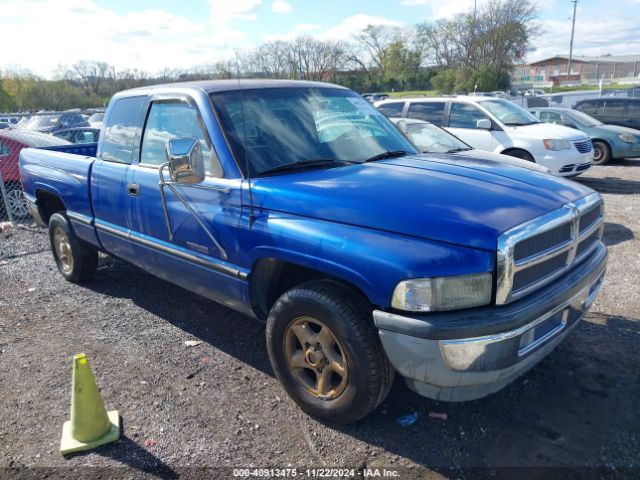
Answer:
1;159;639;479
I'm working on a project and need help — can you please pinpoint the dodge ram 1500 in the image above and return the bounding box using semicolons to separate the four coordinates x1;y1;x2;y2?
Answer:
20;80;607;423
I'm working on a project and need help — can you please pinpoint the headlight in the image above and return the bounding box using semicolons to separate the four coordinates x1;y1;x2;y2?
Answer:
543;139;571;150
617;133;637;143
391;272;493;312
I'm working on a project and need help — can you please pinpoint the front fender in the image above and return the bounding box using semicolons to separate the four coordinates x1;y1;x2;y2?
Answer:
244;213;494;309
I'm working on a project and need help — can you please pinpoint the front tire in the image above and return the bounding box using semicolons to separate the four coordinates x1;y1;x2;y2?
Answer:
592;141;611;165
48;212;98;282
266;280;394;424
506;150;535;162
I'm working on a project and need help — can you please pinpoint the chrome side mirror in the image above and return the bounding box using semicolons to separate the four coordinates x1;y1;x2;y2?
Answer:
476;119;492;130
165;137;205;184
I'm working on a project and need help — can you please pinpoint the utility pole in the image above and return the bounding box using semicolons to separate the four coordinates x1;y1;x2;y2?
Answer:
567;0;578;83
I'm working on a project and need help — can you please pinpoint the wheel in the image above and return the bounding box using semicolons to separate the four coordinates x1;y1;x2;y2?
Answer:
266;280;394;424
506;150;535;162
3;183;30;219
592;141;611;165
48;212;98;282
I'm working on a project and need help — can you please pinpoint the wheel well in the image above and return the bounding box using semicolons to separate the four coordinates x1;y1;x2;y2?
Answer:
249;258;372;321
501;147;534;159
591;138;610;149
35;190;65;225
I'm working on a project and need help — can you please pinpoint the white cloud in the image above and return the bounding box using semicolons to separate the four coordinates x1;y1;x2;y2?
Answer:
0;0;241;77
295;23;322;31
320;14;404;41
271;0;292;13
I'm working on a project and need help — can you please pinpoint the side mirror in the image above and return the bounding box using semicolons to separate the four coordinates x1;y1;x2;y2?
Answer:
396;119;409;134
165;137;205;184
476;119;492;130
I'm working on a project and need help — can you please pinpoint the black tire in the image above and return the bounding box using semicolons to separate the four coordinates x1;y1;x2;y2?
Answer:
266;280;394;424
592;140;611;165
48;212;98;282
506;150;535;162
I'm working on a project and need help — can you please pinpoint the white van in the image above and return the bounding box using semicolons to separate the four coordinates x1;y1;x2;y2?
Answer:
375;96;594;177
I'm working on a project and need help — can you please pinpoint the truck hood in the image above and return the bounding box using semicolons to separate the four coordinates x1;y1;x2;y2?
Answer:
506;122;588;141
251;153;594;251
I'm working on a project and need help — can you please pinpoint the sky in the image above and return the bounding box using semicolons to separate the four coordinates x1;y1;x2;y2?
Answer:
1;0;640;78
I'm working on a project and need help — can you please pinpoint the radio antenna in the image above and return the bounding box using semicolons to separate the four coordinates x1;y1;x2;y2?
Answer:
236;51;255;223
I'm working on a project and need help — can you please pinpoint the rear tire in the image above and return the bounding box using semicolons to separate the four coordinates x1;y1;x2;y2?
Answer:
266;280;394;424
48;212;98;282
592;141;611;165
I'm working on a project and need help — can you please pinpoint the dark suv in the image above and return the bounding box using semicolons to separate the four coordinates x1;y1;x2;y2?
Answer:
573;98;640;131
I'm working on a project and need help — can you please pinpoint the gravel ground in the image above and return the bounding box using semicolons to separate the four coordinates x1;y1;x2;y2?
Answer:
1;160;639;479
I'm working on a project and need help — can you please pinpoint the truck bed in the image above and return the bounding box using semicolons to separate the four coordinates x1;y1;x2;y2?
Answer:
19;143;98;221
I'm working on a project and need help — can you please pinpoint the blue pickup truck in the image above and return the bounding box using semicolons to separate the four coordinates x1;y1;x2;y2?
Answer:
20;80;607;423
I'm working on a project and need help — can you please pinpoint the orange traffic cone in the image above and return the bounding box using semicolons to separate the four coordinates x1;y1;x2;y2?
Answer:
60;353;120;455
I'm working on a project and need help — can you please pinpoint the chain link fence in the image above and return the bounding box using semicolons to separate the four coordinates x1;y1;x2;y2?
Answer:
0;109;103;224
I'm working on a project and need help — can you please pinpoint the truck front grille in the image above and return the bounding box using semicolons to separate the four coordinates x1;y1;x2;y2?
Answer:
496;193;604;304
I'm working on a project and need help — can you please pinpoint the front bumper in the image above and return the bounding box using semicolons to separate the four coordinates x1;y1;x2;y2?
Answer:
611;140;640;159
535;148;593;177
374;242;607;402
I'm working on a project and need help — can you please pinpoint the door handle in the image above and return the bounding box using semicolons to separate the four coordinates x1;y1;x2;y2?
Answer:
127;183;141;196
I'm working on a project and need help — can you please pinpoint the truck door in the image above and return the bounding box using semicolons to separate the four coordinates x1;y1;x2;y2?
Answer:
127;96;246;308
92;95;146;262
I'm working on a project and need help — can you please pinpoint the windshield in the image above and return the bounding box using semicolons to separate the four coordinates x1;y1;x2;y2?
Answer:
480;99;540;126
210;87;417;176
565;110;602;127
404;122;470;153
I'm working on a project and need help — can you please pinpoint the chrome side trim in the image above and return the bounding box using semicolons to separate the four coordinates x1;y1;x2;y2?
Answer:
66;210;93;226
94;221;248;280
496;192;603;305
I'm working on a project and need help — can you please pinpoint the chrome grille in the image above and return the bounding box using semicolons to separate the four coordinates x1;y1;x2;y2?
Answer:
573;139;593;153
513;223;572;262
496;193;604;304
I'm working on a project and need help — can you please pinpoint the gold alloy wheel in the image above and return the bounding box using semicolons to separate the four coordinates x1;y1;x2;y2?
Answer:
53;226;74;274
283;316;348;400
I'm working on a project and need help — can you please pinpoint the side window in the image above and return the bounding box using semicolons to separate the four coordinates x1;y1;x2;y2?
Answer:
576;100;599;115
448;103;490;129
101;96;146;164
540;111;563;124
407;102;445;126
602;100;625;117
627;101;640;118
0;141;9;156
140;101;220;176
377;102;405;118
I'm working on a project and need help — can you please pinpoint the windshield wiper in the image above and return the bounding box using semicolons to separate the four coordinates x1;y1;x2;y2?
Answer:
503;121;540;126
446;147;473;153
363;150;410;163
257;158;347;176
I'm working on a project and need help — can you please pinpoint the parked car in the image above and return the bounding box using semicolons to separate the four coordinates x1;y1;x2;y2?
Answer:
524;89;545;96
530;107;640;164
390;117;551;173
573;97;640;131
375;96;593;176
20;111;89;133
0;129;71;218
20;80;606;423
88;112;104;128
53;127;100;144
361;93;390;103
0;116;20;127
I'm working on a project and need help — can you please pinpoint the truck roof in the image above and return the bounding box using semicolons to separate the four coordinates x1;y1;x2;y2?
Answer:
115;79;347;98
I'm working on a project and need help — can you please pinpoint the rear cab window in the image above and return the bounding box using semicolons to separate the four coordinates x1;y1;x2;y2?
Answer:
101;96;146;164
407;102;445;126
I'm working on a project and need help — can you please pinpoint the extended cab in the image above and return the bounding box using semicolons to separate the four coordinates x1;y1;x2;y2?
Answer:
20;80;607;423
